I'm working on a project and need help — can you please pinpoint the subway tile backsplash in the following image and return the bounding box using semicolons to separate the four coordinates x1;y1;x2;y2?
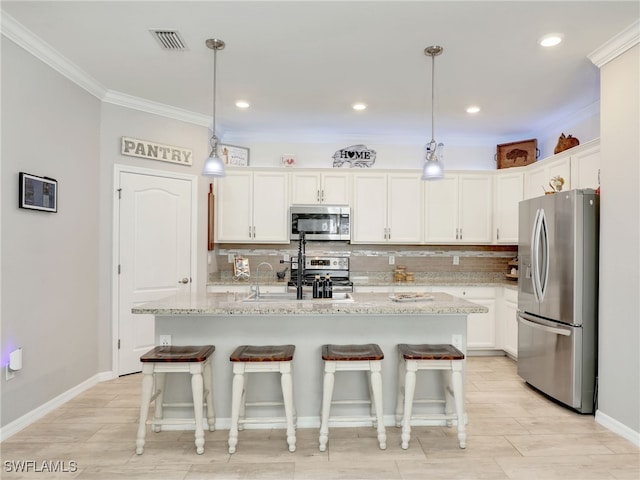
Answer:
210;242;517;282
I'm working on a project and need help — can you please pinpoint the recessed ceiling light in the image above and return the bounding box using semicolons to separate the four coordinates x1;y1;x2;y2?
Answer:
352;103;367;111
466;106;481;114
539;33;564;47
235;100;250;109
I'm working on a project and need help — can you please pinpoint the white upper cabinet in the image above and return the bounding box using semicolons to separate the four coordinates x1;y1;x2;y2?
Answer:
352;172;422;243
570;141;601;190
290;171;350;205
216;170;289;243
494;171;524;243
524;156;571;199
424;173;493;243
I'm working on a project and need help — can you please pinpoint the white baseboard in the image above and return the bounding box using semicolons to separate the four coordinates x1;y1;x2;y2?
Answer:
0;371;114;442
595;409;640;447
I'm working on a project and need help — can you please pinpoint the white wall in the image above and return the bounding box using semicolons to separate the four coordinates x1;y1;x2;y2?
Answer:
597;44;640;439
1;40;101;426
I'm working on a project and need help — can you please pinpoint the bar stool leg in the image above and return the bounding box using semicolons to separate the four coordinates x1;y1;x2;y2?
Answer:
136;365;154;455
280;362;297;452
369;361;387;450
152;372;167;433
318;362;336;452
203;360;215;431
395;353;406;427
401;361;418;450
228;364;245;454
451;363;466;448
190;364;205;454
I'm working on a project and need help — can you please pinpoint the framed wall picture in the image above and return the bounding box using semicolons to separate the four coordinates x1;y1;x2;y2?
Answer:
220;144;250;166
19;172;58;212
496;139;539;169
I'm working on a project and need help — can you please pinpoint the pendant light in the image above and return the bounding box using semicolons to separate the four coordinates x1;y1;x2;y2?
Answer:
422;45;444;180
202;38;226;177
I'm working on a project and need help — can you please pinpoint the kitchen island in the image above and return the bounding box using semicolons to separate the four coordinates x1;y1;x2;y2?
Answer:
132;292;487;429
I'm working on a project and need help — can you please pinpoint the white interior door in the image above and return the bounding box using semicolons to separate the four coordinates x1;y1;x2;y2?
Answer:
116;169;194;375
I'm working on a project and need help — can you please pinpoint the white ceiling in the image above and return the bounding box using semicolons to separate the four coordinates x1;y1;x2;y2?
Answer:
2;1;638;145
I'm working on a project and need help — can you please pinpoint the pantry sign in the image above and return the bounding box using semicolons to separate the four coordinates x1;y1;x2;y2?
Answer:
121;137;193;166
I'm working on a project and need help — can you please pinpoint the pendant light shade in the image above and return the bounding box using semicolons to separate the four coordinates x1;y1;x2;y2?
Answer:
203;38;226;177
422;45;444;181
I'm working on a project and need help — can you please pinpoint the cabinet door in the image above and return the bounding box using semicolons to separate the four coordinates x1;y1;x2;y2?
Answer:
467;299;496;349
525;157;571;199
290;172;321;204
435;286;496;349
494;171;523;243
252;172;289;242
216;171;253;242
352;173;387;243
424;175;458;242
571;144;600;190
321;172;351;205
458;174;493;243
501;289;518;358
387;174;422;243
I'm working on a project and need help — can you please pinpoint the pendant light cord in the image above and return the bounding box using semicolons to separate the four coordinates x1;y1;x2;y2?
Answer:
431;52;435;143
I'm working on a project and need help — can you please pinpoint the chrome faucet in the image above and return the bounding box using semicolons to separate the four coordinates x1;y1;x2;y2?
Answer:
253;262;273;298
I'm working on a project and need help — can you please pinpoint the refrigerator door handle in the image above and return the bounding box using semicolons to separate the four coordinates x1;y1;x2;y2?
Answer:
530;208;549;303
518;314;572;336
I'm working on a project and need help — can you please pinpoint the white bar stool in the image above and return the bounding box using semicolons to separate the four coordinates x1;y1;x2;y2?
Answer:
136;345;215;455
319;343;386;451
228;344;296;454
395;343;466;450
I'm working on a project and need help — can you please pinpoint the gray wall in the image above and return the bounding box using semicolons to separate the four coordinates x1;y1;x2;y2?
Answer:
597;44;640;435
96;103;210;373
1;40;101;425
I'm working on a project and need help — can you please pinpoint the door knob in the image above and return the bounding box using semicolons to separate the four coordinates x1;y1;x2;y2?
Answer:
178;277;190;284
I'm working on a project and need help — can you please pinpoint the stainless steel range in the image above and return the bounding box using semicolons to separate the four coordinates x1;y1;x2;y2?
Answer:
288;256;353;293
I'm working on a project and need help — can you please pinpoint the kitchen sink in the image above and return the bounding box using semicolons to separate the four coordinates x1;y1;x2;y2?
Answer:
242;292;354;303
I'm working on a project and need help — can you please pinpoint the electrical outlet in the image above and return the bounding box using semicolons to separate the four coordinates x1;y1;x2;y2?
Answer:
283;253;290;262
160;335;172;346
452;334;463;350
228;254;234;263
453;255;460;265
389;255;395;265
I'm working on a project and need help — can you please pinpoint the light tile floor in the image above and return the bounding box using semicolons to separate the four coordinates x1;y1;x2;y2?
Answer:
2;356;638;479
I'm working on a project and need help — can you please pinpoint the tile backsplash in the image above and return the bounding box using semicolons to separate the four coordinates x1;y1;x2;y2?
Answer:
209;242;517;282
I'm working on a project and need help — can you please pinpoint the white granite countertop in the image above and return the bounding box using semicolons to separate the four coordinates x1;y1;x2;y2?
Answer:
132;292;489;316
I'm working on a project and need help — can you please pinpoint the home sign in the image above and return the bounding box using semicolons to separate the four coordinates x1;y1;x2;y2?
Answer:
121;136;193;166
332;144;376;168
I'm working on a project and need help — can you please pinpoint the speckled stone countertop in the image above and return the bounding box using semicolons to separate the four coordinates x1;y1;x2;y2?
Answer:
132;292;489;316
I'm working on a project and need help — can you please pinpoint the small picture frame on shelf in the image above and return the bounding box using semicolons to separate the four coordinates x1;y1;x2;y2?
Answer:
281;154;296;167
221;144;250;166
19;172;58;213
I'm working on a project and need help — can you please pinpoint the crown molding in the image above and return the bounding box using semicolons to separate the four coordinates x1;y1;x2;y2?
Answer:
1;12;210;127
589;19;640;68
1;12;107;99
102;91;210;127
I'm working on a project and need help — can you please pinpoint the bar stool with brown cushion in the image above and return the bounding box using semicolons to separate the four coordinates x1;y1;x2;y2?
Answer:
395;343;466;450
228;345;296;454
136;345;215;455
319;343;386;451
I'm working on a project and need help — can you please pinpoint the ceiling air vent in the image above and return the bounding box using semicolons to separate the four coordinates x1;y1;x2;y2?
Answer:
150;30;187;51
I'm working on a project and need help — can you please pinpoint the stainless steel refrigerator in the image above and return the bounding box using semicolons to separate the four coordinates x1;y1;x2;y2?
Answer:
517;189;599;413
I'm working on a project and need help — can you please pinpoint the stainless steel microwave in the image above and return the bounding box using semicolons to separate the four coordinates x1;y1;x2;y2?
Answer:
290;205;351;241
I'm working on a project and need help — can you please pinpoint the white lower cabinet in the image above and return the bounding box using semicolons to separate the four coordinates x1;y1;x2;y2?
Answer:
435;287;497;350
499;287;518;358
